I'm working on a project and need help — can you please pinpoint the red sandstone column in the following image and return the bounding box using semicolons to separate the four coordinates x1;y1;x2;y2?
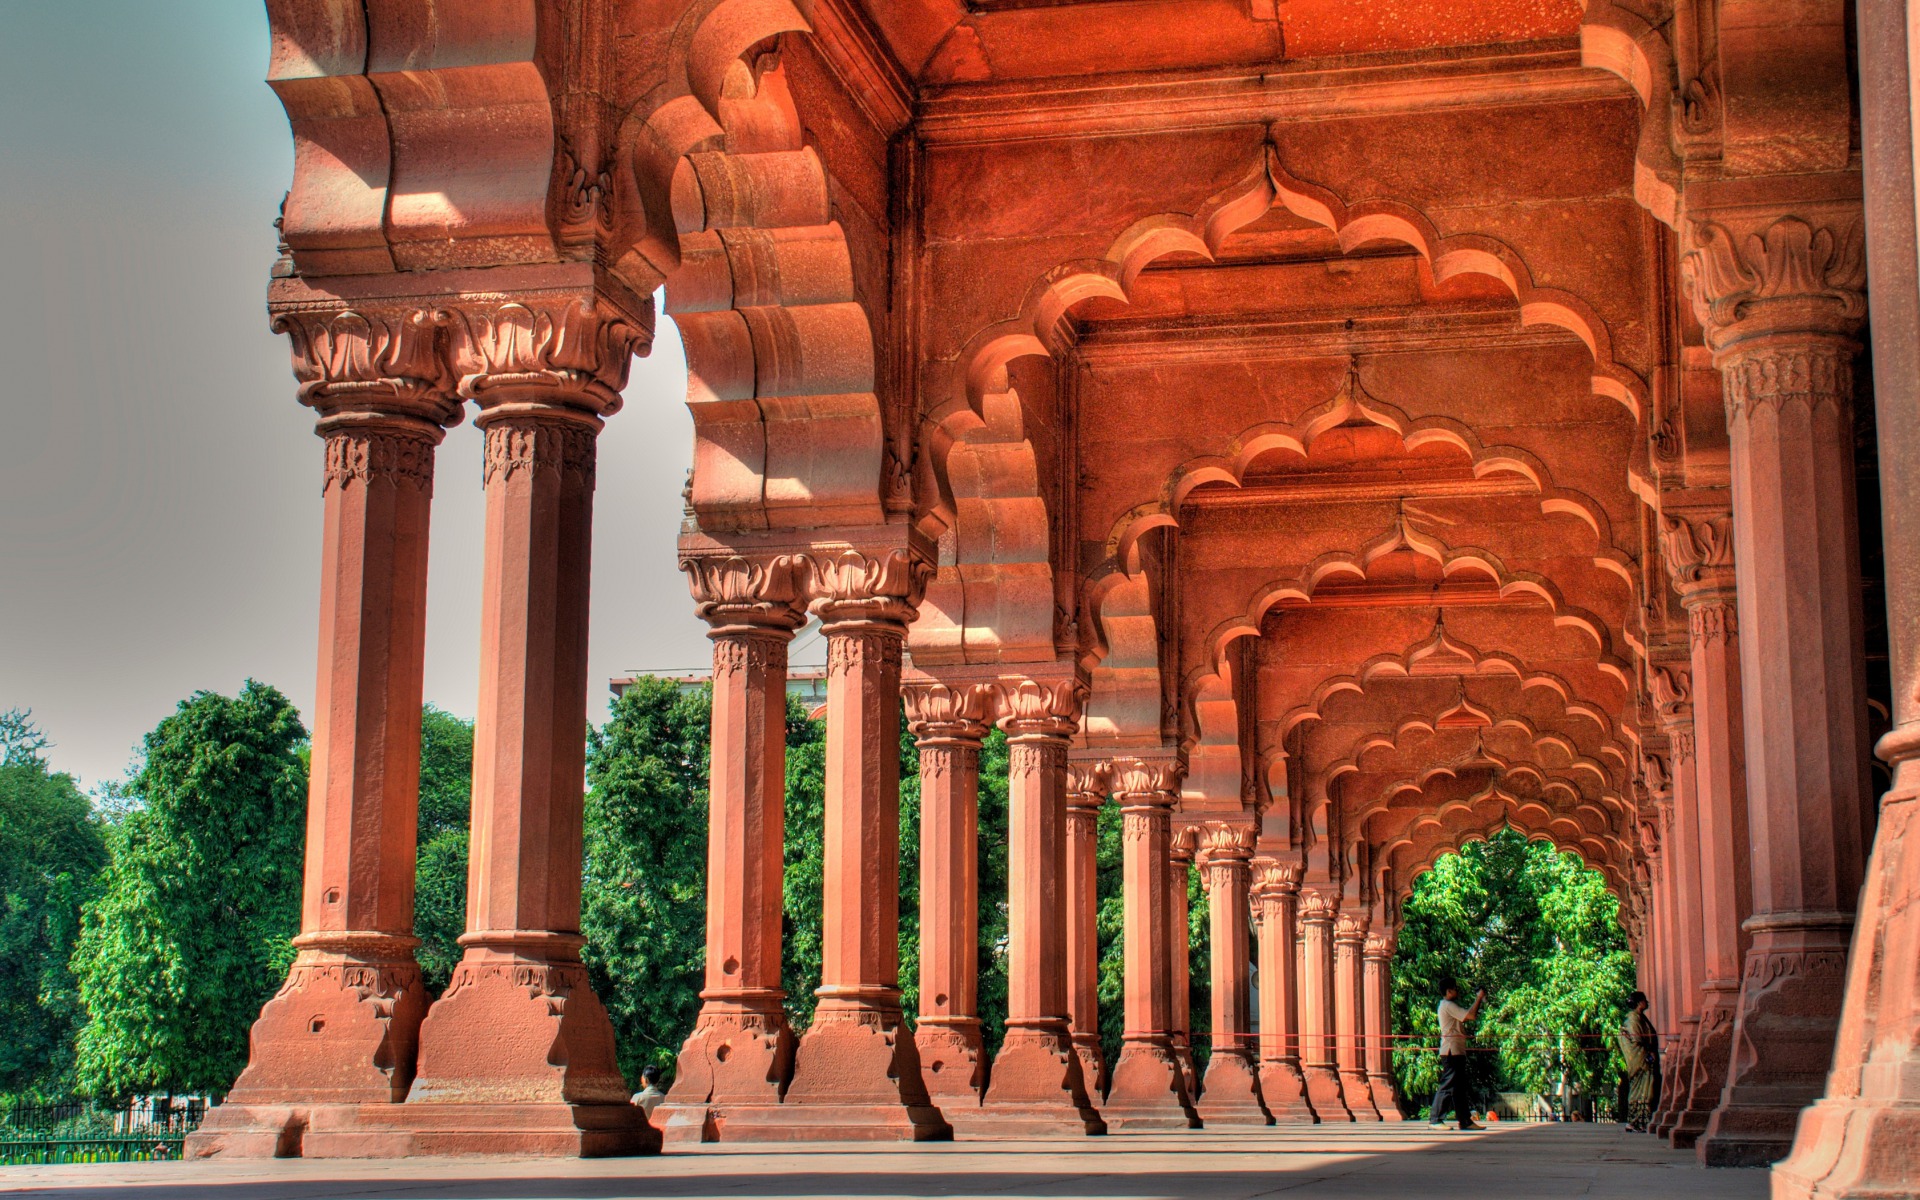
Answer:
1103;757;1200;1130
1363;930;1402;1121
1065;762;1110;1100
1643;795;1687;1137
1651;664;1712;1144
1681;203;1872;1167
1198;825;1269;1125
1657;537;1754;1152
1775;5;1920;1188
1252;859;1316;1121
658;555;806;1144
780;548;948;1139
192;308;453;1159
404;293;652;1155
1334;910;1381;1121
976;674;1104;1135
1298;888;1353;1120
1170;828;1200;1099
904;680;994;1122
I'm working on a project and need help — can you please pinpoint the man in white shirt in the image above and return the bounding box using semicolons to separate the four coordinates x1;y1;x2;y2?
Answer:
1429;981;1486;1131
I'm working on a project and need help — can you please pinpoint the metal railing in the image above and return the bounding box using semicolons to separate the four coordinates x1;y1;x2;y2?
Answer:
0;1100;204;1165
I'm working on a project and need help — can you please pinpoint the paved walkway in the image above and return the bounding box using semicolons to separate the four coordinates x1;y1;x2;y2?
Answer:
0;1123;1768;1199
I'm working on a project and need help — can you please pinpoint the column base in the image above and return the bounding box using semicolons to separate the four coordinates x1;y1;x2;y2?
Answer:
917;1018;988;1108
971;1026;1106;1137
1258;1059;1319;1123
1304;1064;1354;1121
1071;1031;1108;1102
1652;1020;1698;1137
407;938;630;1107
221;940;429;1108
1104;1039;1201;1131
778;1000;951;1141
1341;1067;1382;1121
1697;918;1854;1167
1771;1096;1920;1198
1368;1074;1404;1121
1174;1037;1200;1100
659;1000;795;1142
1198;1048;1271;1125
188;1101;657;1159
1672;990;1740;1149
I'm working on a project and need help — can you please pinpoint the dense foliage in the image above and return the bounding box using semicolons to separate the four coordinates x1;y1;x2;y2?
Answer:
1389;829;1635;1107
0;712;107;1103
412;705;474;994
69;683;307;1099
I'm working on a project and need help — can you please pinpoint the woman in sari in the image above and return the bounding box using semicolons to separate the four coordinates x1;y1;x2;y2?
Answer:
1615;991;1659;1131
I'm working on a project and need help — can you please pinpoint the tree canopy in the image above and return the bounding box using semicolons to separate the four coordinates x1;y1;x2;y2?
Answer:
0;711;107;1102
69;683;307;1099
413;705;474;994
1389;829;1635;1106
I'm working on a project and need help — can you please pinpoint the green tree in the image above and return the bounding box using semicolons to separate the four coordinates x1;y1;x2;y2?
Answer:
413;705;474;994
579;677;712;1081
70;682;308;1099
0;711;107;1102
1389;828;1634;1107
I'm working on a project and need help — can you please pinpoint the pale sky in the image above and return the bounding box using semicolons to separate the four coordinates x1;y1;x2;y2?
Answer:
0;3;811;790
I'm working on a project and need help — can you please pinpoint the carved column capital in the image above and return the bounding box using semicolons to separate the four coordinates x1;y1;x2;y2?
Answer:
1169;824;1198;865
1110;755;1186;802
1334;911;1370;945
1659;507;1738;602
1362;932;1394;962
1297;888;1335;925
1651;660;1697;733
903;680;994;744
994;675;1088;741
679;553;808;633
443;290;651;416
480;418;599;491
271;305;461;427
1066;761;1111;814
1680;211;1867;352
804;547;934;627
1252;858;1303;899
1196;822;1256;868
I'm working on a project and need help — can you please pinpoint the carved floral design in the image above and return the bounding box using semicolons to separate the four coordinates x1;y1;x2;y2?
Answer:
1688;599;1737;646
1334;911;1370;943
904;681;994;742
1680;215;1867;341
1110;756;1185;799
481;419;597;489
1362;932;1394;961
804;548;933;626
680;554;806;629
1721;344;1855;420
273;307;456;419
1659;511;1734;587
445;296;650;413
322;427;437;495
995;676;1087;739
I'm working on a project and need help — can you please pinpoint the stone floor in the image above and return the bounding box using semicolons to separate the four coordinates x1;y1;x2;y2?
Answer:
0;1123;1768;1199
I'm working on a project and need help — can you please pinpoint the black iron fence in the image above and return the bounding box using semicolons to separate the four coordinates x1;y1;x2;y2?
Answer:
0;1099;205;1165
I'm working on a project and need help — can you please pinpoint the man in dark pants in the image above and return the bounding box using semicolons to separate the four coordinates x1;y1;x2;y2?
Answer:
1429;980;1486;1131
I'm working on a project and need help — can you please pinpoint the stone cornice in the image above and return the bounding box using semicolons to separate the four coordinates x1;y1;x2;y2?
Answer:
914;41;1627;144
807;0;914;136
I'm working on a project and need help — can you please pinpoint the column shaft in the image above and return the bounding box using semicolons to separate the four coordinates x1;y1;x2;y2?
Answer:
1102;759;1198;1130
1253;862;1315;1121
200;405;447;1156
1363;934;1402;1120
1198;828;1268;1125
973;674;1101;1135
905;682;992;1118
661;556;804;1143
1334;912;1380;1121
409;412;637;1132
780;581;946;1138
1299;890;1352;1120
1065;764;1109;1100
1170;831;1199;1099
1775;5;1920;1189
1680;206;1871;1165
